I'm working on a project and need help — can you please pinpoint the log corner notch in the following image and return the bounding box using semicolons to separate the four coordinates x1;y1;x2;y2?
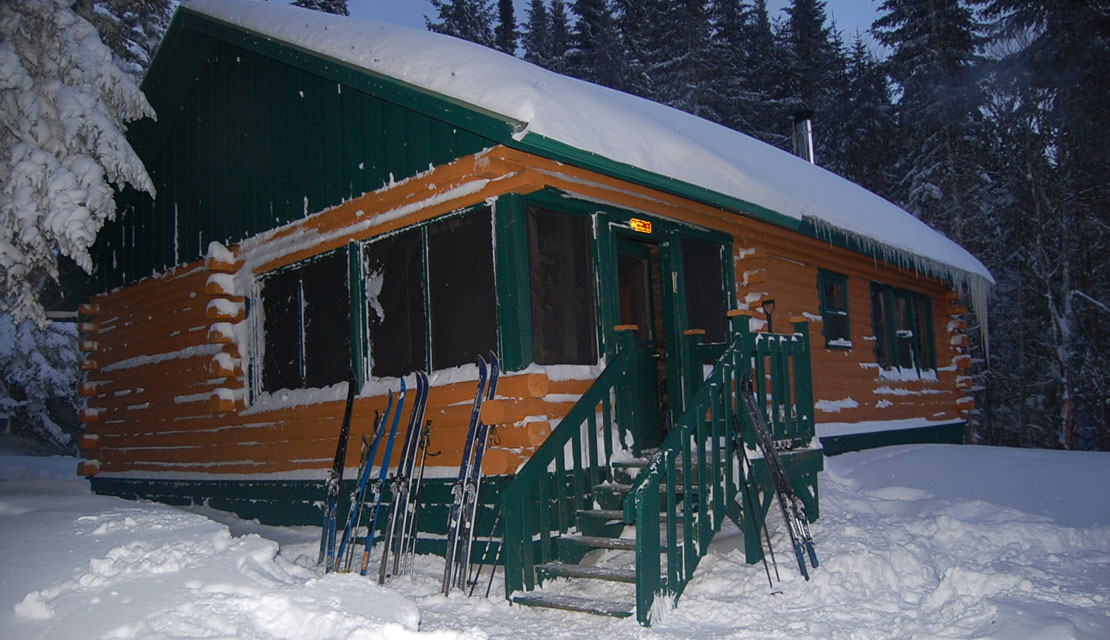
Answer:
203;241;247;413
473;372;556;475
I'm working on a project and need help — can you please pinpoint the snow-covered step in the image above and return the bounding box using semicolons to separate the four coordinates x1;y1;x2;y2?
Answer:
511;592;634;618
536;562;637;583
557;534;636;551
577;508;670;523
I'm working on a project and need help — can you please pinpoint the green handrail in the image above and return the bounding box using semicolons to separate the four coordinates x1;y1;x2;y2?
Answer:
500;330;638;596
624;318;815;625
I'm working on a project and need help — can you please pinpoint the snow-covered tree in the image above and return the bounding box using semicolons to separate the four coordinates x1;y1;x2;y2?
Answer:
426;0;495;47
291;0;348;16
73;0;177;82
0;0;155;326
0;312;79;454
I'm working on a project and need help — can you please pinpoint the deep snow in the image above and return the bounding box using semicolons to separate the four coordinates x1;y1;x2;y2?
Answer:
2;444;1107;639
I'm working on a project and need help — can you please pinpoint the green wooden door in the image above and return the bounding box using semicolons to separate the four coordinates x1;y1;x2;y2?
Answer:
615;235;669;452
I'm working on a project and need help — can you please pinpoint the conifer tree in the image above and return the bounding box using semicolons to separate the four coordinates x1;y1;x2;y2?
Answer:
548;0;570;71
494;0;518;54
426;0;495;47
73;0;177;82
291;0;348;16
0;0;155;324
567;0;622;87
522;0;551;66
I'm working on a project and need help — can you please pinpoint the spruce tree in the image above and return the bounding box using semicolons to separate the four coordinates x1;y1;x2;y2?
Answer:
522;0;551;66
73;0;177;82
548;0;571;71
291;0;349;16
494;0;518;54
567;0;622;87
427;0;495;47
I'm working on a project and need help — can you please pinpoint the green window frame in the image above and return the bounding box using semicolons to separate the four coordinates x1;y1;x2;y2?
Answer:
256;246;354;394
817;270;851;348
362;206;498;377
869;283;936;372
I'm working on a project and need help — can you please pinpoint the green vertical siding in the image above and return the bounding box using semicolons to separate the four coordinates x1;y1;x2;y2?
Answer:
93;24;500;292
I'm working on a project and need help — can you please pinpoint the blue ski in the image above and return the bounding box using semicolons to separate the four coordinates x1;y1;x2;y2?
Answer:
359;377;407;576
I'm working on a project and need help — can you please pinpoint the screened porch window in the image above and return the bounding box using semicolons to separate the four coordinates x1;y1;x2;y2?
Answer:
363;208;497;376
682;237;728;343
527;206;597;364
870;283;935;371
259;249;351;392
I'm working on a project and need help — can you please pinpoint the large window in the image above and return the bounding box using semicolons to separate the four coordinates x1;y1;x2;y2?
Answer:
817;270;851;348
259;249;351;392
870;283;935;371
365;229;425;378
527;206;597;364
362;208;497;376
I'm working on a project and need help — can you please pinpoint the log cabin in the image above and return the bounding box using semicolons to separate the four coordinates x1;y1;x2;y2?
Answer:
76;0;992;623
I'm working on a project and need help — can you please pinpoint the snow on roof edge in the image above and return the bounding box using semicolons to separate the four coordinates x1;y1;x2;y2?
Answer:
177;0;993;345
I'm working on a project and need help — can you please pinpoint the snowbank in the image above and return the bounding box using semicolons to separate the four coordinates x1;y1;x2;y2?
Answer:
3;444;1106;639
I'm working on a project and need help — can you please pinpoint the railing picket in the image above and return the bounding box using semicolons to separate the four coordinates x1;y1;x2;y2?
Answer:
602;395;614;468
538;476;551;564
665;451;680;587
587;409;600;491
554;454;568;533
571;427;585;511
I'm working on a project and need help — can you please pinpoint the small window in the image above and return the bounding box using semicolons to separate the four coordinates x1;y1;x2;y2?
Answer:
528;206;597;364
682;237;728;343
817;270;851;348
260;250;351;392
870;283;935;371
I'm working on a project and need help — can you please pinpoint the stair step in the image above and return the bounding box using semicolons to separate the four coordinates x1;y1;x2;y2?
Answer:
578;508;669;523
512;592;634;618
536;562;637;583
558;535;637;551
610;458;650;469
596;482;691;495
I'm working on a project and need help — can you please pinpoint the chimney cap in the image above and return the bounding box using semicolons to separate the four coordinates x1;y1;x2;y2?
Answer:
792;108;815;124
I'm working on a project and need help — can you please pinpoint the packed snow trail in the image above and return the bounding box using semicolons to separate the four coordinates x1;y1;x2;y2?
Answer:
2;445;1107;639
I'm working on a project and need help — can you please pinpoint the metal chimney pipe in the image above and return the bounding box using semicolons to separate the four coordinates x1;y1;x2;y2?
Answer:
792;109;815;164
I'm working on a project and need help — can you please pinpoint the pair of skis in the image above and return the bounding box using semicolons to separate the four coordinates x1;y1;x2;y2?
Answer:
377;372;431;584
736;369;818;581
442;353;499;594
320;371;432;576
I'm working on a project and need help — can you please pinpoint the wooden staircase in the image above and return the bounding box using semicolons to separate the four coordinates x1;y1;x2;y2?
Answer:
500;317;821;625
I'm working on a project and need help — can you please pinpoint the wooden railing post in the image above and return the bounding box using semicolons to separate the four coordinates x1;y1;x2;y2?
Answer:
683;328;706;409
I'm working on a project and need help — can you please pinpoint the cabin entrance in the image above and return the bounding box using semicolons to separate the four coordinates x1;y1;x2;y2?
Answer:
606;221;733;454
615;234;672;451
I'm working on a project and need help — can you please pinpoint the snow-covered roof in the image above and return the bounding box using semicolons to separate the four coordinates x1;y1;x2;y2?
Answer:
179;0;992;300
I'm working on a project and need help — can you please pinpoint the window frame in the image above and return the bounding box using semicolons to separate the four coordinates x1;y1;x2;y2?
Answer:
869;282;936;373
817;269;851;349
253;245;355;396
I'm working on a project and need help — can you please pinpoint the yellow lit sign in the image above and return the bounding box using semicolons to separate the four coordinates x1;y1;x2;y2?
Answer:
629;218;653;234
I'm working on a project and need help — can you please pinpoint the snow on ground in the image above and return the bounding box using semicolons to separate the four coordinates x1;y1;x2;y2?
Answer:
1;444;1107;639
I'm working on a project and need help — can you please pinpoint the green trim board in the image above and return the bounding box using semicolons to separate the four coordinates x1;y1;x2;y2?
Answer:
819;422;965;456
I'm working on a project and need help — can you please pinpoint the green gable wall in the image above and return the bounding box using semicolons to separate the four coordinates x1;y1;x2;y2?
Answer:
92;12;504;292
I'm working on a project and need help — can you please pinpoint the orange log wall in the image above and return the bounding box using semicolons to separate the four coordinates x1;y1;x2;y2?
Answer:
79;146;972;478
